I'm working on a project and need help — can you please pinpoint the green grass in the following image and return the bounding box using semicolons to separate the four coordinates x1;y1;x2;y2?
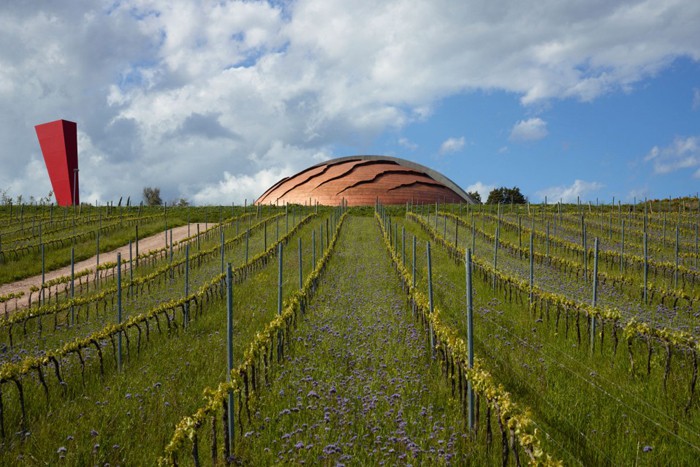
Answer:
0;207;332;465
0;202;699;465
394;212;700;465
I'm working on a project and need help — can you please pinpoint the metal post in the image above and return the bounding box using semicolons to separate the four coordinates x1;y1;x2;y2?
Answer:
221;229;225;274
529;233;534;306
278;243;283;315
71;247;75;325
516;215;522;259
591;237;599;354
412;235;417;316
455;220;458;248
117;252;122;371
583;222;588;283
277;243;284;362
427;242;435;358
135;225;139;267
466;248;475;430
226;263;234;453
312;230;316;267
493;223;499;288
169;228;174;281
129;240;133;297
41;243;45;306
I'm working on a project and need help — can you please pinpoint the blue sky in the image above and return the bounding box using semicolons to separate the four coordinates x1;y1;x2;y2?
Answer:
0;1;699;205
367;56;700;202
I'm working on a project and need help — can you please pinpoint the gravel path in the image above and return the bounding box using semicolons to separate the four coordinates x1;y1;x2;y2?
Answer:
0;223;208;311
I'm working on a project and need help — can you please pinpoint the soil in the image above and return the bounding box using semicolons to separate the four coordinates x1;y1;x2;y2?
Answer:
0;223;209;312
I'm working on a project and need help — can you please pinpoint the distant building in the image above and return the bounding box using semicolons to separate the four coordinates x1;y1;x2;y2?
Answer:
256;155;475;206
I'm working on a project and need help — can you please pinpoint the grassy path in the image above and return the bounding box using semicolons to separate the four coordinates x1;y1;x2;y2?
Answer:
237;216;483;464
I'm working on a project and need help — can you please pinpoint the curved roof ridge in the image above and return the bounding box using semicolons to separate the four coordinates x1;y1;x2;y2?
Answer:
311;155;473;203
255;155;476;205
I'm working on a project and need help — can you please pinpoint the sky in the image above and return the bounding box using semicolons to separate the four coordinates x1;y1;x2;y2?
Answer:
1;0;699;206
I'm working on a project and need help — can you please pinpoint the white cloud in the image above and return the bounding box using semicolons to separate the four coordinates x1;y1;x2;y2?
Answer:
644;136;700;174
466;181;496;201
536;180;603;203
509;118;548;142
439;136;465;155
398;137;417;151
1;1;700;203
191;168;287;206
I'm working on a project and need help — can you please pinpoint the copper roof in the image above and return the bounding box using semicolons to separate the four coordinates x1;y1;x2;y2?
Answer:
255;155;475;206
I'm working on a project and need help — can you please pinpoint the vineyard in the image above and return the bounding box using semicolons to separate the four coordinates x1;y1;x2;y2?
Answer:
0;199;698;465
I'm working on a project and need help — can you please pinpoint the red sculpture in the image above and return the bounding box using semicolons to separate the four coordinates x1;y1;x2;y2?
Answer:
35;119;79;206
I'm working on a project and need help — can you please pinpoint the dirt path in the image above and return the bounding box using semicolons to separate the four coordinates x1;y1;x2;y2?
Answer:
0;223;209;311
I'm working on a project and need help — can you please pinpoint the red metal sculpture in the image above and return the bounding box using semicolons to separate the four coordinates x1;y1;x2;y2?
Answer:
35;119;79;206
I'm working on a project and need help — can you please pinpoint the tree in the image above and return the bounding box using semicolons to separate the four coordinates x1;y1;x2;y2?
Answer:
143;187;163;206
466;191;482;204
486;186;527;204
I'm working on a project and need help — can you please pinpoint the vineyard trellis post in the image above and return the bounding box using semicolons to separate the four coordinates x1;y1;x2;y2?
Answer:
71;246;75;325
591;237;599;355
454;219;458;249
412;235;417;317
277;243;283;362
245;229;249;264
518;215;522;259
220;229;225;275
695;222;698;269
117;252;122;371
169;229;174;282
529;233;534;306
41;243;45;306
582;220;588;283
427;241;435;359
493;219;499;289
226;262;234;454
129;240;133;298
96;228;100;287
135;225;139;267
185;244;190;328
466;248;475;430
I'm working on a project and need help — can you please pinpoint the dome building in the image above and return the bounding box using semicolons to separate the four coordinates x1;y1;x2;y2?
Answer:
255;155;474;206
